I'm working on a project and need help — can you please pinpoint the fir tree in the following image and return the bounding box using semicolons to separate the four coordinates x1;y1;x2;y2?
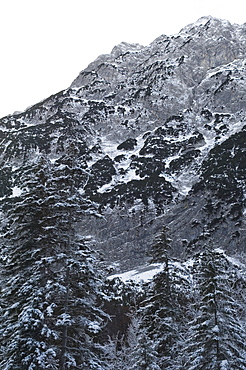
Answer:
0;156;58;369
184;248;246;370
148;226;172;265
138;226;188;369
0;150;107;369
128;316;161;370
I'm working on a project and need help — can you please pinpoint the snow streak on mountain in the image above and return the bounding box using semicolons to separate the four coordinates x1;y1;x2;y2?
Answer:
0;16;246;270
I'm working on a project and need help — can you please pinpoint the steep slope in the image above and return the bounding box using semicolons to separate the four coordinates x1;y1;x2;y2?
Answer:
0;16;245;270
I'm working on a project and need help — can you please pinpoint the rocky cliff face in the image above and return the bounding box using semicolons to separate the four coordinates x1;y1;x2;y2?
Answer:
0;16;245;271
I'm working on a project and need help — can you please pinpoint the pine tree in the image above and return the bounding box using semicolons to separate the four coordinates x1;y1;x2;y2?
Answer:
0;149;107;369
184;248;246;370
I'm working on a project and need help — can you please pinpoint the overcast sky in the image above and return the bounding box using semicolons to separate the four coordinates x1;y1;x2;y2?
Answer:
0;0;245;118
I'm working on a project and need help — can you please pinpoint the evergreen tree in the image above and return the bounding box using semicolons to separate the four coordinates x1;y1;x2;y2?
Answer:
128;316;161;370
184;248;246;370
148;226;172;265
138;226;188;369
0;150;107;369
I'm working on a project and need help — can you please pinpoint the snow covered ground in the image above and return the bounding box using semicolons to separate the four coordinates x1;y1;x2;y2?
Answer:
108;263;164;283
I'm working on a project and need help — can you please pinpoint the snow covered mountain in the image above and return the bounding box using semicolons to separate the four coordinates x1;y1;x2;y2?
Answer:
0;16;245;271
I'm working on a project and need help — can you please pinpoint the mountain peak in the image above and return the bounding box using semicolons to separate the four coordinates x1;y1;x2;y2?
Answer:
179;15;235;35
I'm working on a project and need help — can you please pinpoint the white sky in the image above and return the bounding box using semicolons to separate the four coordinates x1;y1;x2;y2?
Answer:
0;0;245;118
